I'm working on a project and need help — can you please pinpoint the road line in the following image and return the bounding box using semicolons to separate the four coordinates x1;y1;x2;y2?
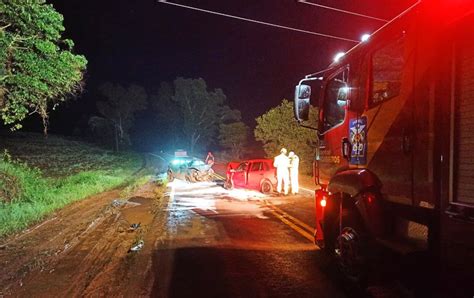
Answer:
268;209;315;243
264;200;315;244
212;173;225;180
265;201;314;234
300;187;315;194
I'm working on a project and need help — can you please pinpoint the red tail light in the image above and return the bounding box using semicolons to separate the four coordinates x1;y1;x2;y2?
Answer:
366;193;375;204
320;198;327;207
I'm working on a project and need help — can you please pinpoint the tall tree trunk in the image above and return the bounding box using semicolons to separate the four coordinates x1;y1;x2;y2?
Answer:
114;124;119;152
42;117;48;137
40;104;48;138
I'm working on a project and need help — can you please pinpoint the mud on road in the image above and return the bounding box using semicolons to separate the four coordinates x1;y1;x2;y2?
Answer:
0;181;168;297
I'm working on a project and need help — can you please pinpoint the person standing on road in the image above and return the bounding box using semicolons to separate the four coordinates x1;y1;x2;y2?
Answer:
205;151;215;166
274;148;290;195
288;151;300;195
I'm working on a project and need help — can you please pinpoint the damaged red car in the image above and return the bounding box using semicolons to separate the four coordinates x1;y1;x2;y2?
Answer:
224;159;277;194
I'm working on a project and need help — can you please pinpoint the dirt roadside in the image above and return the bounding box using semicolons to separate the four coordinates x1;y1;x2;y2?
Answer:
0;180;169;297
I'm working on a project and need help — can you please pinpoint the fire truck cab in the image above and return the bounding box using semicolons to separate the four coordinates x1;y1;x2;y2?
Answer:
294;1;474;295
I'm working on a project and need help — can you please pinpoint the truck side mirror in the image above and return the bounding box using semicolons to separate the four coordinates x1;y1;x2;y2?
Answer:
294;84;311;122
342;137;352;160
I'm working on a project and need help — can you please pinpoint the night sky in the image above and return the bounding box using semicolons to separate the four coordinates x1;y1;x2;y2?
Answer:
45;0;414;149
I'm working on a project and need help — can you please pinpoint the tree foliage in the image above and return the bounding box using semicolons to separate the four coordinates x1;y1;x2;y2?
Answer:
152;77;240;153
94;82;147;151
254;99;318;173
151;81;184;149
219;121;249;159
0;0;87;134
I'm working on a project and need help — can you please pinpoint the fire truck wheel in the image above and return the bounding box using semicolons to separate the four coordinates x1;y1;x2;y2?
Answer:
334;226;368;285
322;195;368;286
260;180;273;194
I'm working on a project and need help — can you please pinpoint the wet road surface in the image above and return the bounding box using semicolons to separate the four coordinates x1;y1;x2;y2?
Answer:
0;178;350;297
152;179;346;298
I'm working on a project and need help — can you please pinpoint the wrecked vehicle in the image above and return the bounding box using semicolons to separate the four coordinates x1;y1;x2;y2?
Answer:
167;157;214;182
224;159;277;194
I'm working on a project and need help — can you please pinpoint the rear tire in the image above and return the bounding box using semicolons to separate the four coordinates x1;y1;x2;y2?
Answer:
322;194;369;287
260;180;273;194
334;226;368;285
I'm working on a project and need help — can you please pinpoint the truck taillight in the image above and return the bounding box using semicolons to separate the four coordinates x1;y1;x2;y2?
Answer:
320;198;327;207
316;188;328;207
364;192;375;204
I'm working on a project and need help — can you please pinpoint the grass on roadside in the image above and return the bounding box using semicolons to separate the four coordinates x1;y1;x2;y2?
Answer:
0;133;144;238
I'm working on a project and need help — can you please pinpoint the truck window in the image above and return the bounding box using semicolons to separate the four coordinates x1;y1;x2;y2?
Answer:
371;37;405;105
323;69;348;131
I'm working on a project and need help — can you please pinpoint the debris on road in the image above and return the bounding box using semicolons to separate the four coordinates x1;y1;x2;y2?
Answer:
129;223;141;231
128;240;144;253
111;199;125;207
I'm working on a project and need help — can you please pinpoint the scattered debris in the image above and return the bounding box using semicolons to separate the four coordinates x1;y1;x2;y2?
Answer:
129;222;141;231
111;199;124;207
128;240;144;253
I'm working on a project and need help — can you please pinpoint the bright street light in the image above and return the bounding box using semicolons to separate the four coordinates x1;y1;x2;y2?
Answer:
333;52;345;63
361;33;371;42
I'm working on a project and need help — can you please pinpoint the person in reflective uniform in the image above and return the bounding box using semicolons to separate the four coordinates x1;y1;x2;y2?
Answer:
273;148;290;195
288;151;299;195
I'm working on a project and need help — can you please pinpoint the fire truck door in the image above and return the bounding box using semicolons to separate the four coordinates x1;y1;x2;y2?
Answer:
366;34;415;206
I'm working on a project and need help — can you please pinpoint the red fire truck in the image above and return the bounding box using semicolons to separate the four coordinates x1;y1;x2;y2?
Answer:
294;1;474;295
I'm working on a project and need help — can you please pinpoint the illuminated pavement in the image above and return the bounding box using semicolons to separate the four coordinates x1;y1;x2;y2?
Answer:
151;179;346;297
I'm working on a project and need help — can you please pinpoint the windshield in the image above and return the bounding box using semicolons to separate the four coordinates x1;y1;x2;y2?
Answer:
323;70;348;132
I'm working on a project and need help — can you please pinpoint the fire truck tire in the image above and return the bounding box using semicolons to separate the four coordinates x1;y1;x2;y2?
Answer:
323;195;369;287
260;180;273;194
334;225;369;286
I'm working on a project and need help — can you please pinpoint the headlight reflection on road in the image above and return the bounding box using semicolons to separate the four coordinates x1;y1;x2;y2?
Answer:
165;179;270;218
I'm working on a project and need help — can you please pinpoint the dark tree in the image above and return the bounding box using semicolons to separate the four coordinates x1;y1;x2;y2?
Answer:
0;0;87;134
94;82;147;151
152;77;239;154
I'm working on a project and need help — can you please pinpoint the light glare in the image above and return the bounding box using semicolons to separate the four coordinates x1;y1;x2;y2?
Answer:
361;33;371;42
333;52;345;63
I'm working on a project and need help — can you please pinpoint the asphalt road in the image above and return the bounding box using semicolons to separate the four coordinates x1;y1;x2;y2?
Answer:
151;179;347;298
